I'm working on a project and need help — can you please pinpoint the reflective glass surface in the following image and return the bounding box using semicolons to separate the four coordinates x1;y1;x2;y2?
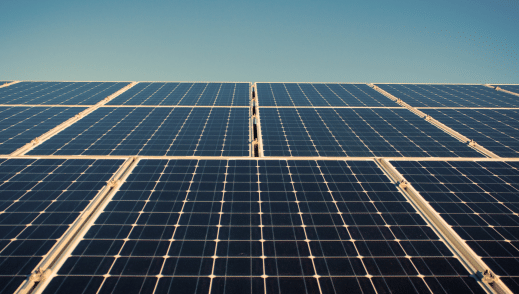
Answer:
0;82;130;105
0;158;123;293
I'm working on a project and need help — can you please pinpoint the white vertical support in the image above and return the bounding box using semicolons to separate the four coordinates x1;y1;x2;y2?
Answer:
253;83;265;157
94;81;138;106
16;156;140;294
0;81;20;88
368;83;428;116
249;82;254;157
375;158;512;294
10;82;138;156
368;83;500;158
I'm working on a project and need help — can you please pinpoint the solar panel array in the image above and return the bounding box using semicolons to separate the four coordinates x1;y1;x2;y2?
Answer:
260;108;482;158
257;83;394;107
375;84;519;108
0;158;124;294
0;82;131;105
393;161;519;293
0;107;85;154
107;83;249;106
0;81;518;294
421;109;519;158
28;107;249;156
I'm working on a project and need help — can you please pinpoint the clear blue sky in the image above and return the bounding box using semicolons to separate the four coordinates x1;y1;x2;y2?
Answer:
1;0;517;83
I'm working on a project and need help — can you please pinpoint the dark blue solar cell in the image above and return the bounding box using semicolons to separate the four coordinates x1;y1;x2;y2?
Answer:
0;82;131;105
376;84;519;107
422;108;519;157
27;107;250;156
257;83;396;106
107;82;250;106
0;158;123;293
0;106;85;154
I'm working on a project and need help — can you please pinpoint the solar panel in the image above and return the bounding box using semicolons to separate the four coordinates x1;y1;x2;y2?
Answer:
375;84;519;108
107;83;250;106
27;107;250;156
0;82;131;105
42;159;485;294
0;158;123;294
260;108;483;157
422;109;519;158
0;106;86;154
257;83;396;107
393;160;519;293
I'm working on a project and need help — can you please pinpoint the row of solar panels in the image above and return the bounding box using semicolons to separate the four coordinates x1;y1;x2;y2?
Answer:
1;82;518;107
0;105;518;157
1;157;517;294
0;82;250;106
1;80;519;294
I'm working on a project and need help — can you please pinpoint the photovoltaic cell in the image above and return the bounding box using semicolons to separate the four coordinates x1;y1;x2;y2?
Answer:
257;83;396;107
422;109;519;157
375;84;519;108
43;159;484;294
107;83;250;106
28;107;250;156
0;158;123;294
0;82;130;105
0;106;85;154
260;108;483;157
393;160;519;293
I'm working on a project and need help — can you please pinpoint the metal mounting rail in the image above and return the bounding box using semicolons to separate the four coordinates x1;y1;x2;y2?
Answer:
249;83;254;157
419;113;499;158
375;158;512;294
92;82;138;106
10;82;138;156
15;157;140;294
368;83;500;158
253;83;265;157
484;84;519;98
0;81;20;88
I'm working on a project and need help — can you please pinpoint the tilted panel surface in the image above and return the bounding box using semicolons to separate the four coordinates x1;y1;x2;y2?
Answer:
0;158;123;294
376;84;519;108
422;109;519;158
494;85;519;95
256;83;396;107
0;106;86;154
260;108;483;157
393;160;519;292
0;82;130;105
107;83;250;106
43;159;484;294
28;107;249;156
